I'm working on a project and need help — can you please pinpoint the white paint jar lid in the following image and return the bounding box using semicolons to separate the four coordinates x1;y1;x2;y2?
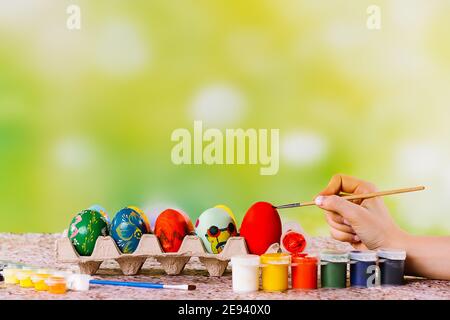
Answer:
231;255;260;266
67;274;91;291
377;248;406;260
349;250;377;262
320;250;349;263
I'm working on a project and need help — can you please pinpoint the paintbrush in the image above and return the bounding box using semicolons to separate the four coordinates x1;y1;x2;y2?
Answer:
275;186;425;209
89;279;196;291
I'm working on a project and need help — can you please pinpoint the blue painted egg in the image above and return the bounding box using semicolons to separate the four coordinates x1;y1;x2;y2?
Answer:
110;207;150;253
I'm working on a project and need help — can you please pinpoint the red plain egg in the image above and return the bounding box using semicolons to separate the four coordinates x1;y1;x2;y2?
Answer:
154;209;192;252
239;201;282;255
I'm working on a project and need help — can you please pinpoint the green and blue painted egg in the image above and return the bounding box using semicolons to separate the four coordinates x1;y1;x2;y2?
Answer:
110;207;150;253
68;209;109;256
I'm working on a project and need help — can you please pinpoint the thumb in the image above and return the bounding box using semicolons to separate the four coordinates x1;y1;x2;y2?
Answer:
315;195;362;224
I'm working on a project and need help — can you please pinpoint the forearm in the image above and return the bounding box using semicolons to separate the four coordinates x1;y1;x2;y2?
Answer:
396;233;450;280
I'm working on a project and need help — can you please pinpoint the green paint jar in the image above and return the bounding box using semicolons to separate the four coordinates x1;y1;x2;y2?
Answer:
320;250;349;288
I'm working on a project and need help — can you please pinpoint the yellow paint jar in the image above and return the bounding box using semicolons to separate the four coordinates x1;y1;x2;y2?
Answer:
261;253;290;292
16;270;35;288
3;267;21;284
31;273;50;291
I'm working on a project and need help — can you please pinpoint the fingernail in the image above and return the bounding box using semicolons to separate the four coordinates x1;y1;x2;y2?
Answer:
353;235;360;242
315;196;325;206
343;219;350;226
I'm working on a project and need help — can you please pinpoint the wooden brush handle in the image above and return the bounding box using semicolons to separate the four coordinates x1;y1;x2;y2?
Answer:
301;186;425;207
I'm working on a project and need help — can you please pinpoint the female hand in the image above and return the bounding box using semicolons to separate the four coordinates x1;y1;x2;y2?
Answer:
315;174;407;250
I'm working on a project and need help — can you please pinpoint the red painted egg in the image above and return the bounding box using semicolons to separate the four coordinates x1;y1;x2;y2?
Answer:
154;209;191;252
239;201;282;255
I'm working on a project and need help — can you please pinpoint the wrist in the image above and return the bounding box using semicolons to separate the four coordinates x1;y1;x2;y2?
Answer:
383;227;411;250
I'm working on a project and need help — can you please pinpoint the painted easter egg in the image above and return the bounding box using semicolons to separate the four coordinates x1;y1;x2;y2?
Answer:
68;209;109;256
214;204;237;226
88;204;110;223
240;202;282;255
154;209;192;252
195;207;237;254
110;207;150;253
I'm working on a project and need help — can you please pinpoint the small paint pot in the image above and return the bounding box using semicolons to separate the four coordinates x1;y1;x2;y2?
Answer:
231;255;260;293
46;276;68;294
281;231;307;254
320;250;349;288
31;273;51;291
349;250;377;288
291;254;318;290
2;267;21;284
260;253;290;292
16;270;36;288
377;248;406;286
67;274;91;291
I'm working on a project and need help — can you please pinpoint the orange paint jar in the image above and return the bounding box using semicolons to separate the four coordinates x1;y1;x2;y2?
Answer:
291;254;318;290
47;276;67;294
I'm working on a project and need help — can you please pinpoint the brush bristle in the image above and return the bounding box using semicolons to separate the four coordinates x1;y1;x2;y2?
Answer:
187;285;196;290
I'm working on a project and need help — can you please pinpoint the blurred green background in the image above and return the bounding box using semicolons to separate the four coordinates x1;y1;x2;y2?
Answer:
1;0;450;235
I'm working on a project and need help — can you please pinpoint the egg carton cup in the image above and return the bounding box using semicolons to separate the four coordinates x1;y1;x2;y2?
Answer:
56;235;280;277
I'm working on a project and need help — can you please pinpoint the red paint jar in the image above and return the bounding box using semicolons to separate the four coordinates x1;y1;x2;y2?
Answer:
291;255;318;289
282;231;306;254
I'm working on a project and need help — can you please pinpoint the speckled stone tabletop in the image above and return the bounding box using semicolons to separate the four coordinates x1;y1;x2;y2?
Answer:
1;233;449;300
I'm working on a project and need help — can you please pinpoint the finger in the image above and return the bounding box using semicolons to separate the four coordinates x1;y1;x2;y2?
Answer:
316;195;365;223
326;211;354;228
326;214;356;234
317;174;364;196
329;227;357;243
361;196;384;211
354;182;378;193
318;174;378;200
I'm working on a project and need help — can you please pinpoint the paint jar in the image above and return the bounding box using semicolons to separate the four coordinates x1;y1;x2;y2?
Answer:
46;276;67;294
231;255;260;293
16;270;35;288
67;274;91;291
261;253;290;292
281;231;307;254
281;221;310;254
349;251;377;288
320;250;349;288
31;273;50;291
291;254;318;289
2;266;21;284
377;248;406;286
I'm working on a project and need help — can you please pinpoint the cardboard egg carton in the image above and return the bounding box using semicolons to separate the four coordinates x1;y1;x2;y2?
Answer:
56;235;280;277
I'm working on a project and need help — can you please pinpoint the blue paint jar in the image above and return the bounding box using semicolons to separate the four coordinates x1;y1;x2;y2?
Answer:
377;248;406;286
349;251;377;288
